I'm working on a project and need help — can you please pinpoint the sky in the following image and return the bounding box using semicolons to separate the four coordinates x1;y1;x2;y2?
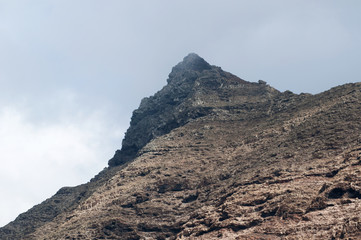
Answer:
1;0;361;227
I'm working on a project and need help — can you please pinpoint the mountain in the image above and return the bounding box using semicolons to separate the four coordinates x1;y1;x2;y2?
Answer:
1;54;361;239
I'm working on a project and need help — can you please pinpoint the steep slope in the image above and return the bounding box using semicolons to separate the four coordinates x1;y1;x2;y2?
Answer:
108;53;277;167
1;54;361;239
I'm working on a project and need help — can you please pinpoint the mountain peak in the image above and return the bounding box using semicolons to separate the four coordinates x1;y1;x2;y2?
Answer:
107;54;277;167
171;53;211;73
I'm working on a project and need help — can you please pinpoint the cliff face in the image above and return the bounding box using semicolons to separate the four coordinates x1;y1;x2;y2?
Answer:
109;53;279;167
1;54;361;239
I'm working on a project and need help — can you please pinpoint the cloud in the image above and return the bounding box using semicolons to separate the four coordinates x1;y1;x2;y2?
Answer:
0;101;124;226
1;0;361;227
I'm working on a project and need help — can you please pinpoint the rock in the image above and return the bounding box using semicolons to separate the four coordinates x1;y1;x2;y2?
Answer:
108;53;276;167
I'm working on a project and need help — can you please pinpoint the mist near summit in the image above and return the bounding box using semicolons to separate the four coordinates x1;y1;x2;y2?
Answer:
1;0;361;226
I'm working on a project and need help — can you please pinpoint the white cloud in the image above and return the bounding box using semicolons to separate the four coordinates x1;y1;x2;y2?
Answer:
0;104;124;227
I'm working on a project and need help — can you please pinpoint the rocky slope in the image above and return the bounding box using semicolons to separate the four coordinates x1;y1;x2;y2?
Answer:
1;54;361;239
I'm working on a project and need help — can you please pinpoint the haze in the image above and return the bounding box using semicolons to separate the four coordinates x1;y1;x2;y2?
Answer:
1;0;361;227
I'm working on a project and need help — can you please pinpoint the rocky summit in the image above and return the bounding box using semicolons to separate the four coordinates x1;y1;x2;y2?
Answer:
1;54;361;239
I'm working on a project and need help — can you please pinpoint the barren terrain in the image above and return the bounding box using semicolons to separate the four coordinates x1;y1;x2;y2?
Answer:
1;54;361;239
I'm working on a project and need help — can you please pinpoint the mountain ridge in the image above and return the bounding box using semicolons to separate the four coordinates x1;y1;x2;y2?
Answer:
1;54;361;239
108;53;277;167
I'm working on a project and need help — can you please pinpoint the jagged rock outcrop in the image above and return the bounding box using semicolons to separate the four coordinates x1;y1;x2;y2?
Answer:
1;54;361;239
109;53;279;167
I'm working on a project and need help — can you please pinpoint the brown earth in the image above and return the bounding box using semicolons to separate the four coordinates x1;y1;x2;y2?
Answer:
1;54;361;239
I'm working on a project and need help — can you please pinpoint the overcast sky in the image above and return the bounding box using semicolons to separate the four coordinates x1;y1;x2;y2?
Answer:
1;0;361;227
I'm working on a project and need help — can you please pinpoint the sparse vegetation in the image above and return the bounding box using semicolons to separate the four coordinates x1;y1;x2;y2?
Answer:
2;54;361;239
